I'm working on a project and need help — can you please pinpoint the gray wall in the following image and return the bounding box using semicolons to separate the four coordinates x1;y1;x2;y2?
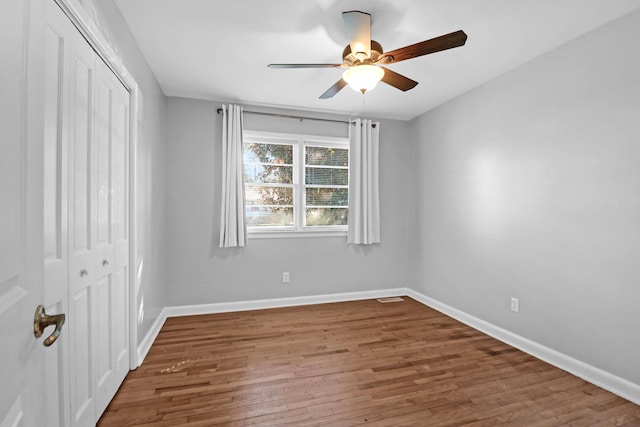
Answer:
92;0;639;389
409;9;640;384
164;99;410;305
91;0;167;341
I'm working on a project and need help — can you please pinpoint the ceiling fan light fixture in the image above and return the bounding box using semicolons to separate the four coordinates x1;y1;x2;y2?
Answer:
342;65;385;94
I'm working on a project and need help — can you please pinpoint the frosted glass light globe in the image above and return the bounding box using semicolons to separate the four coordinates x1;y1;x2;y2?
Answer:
342;65;385;94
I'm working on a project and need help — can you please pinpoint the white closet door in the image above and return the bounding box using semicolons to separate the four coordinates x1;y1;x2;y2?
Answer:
66;11;98;425
93;56;130;418
43;1;131;425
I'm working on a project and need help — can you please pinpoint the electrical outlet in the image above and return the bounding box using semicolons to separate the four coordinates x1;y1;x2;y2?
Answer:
511;297;519;313
282;272;290;283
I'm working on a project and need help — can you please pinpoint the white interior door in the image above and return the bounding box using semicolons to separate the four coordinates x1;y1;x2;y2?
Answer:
1;0;47;426
43;2;72;424
43;1;131;425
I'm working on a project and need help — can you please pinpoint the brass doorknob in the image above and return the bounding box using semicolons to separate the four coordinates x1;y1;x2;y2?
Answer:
34;305;66;347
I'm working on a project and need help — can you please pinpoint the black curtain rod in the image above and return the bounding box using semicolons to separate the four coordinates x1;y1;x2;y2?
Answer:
216;108;376;127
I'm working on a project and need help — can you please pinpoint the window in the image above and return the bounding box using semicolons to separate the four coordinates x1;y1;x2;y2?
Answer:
243;131;349;237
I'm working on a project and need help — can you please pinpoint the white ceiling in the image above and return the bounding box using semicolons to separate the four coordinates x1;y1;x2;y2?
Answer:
113;0;640;121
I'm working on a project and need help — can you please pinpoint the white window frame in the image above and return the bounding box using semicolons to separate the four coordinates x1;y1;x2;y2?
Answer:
243;130;349;238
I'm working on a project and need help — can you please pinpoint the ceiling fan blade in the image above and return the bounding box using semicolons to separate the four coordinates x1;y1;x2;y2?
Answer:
342;11;371;57
383;30;467;64
380;67;418;91
268;63;342;69
319;78;347;99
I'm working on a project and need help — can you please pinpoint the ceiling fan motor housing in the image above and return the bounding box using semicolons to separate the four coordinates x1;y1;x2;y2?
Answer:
342;40;386;65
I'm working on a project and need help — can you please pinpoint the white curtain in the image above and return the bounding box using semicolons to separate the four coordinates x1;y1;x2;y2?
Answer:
348;118;381;244
219;104;246;247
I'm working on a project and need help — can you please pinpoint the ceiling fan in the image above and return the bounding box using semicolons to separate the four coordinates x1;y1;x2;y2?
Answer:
268;10;467;99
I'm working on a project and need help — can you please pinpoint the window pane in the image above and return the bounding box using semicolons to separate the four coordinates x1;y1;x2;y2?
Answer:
244;143;293;165
306;208;348;226
246;207;294;227
305;167;348;186
245;185;293;206
306;187;348;206
244;164;293;184
242;135;349;232
306;146;348;167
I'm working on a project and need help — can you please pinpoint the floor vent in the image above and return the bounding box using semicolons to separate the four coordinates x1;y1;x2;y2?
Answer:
377;297;405;303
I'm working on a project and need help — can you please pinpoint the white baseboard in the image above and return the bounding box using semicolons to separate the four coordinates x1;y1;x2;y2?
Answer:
405;288;640;406
163;288;408;317
136;287;407;365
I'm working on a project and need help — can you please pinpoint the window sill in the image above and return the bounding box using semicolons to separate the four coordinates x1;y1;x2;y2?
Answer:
247;228;347;239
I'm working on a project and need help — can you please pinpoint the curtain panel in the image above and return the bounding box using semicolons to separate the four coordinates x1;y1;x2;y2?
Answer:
219;104;247;247
347;118;381;244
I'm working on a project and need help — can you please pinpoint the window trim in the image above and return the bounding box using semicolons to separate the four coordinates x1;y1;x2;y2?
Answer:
243;130;349;238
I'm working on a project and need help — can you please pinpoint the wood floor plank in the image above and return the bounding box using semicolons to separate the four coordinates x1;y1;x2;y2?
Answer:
98;297;639;426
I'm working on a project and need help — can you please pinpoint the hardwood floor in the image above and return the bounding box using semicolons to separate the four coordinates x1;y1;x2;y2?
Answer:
98;297;640;426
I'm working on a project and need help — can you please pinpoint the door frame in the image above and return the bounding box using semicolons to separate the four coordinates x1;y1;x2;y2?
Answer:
53;0;140;370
